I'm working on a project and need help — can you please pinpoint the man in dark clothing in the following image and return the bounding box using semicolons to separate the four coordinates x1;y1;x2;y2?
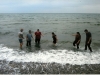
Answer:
26;30;33;46
72;32;81;49
34;29;42;44
84;29;92;52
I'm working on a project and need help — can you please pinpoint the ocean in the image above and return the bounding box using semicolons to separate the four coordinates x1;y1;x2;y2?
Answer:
0;13;100;74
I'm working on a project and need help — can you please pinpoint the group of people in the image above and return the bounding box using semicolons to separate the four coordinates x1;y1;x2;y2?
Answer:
18;29;58;49
18;29;92;52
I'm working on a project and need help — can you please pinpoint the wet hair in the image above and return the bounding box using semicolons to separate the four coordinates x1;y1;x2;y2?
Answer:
77;32;80;35
52;32;55;35
84;29;88;32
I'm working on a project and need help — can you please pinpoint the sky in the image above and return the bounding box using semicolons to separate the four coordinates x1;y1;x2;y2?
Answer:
0;0;100;13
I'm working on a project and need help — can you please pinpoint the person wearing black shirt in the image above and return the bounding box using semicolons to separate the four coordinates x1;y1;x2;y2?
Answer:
52;32;57;45
72;32;81;49
84;29;92;52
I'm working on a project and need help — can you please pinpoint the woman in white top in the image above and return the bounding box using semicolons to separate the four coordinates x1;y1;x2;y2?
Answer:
18;29;24;49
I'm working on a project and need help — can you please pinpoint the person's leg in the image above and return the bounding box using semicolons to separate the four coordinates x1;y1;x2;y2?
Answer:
38;39;40;44
77;42;80;49
20;43;23;49
73;41;76;46
26;41;28;46
54;40;57;44
19;39;23;49
29;41;31;46
35;38;37;43
77;43;79;49
87;41;92;52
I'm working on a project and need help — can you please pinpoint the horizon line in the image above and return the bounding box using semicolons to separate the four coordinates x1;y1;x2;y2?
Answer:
0;12;100;14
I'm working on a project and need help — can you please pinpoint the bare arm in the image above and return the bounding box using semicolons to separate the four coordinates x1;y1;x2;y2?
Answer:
34;33;36;37
22;34;24;39
31;34;34;39
18;34;24;39
72;34;77;36
77;35;81;44
41;33;43;36
88;37;91;44
77;40;80;44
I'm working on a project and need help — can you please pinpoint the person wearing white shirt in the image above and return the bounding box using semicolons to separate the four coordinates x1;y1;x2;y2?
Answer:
18;29;24;49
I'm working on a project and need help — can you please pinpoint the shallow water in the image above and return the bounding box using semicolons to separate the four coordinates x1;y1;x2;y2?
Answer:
0;13;100;73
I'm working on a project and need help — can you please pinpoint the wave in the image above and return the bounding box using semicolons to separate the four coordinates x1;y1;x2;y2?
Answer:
0;31;12;35
21;20;31;22
94;24;100;26
93;43;100;46
70;22;91;23
0;44;100;65
39;23;59;24
13;23;24;25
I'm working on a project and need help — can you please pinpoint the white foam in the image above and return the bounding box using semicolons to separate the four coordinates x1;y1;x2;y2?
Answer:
0;44;100;65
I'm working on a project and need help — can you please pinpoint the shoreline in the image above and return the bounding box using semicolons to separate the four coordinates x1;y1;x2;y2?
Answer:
0;60;100;74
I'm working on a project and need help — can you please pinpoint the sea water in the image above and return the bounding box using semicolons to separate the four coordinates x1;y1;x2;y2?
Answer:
0;13;100;73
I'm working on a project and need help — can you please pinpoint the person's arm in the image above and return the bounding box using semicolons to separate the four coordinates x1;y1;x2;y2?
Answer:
22;34;24;39
31;34;34;39
31;35;33;38
77;35;81;44
88;33;91;44
41;32;44;37
72;34;77;36
88;37;91;44
77;40;80;44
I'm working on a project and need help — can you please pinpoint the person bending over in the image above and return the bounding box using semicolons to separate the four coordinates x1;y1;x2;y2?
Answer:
72;32;81;49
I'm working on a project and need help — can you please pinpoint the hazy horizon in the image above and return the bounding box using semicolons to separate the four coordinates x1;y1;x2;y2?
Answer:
0;13;100;14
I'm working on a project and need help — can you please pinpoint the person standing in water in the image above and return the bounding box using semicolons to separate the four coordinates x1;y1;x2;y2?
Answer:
72;32;81;49
34;29;42;44
84;29;92;52
26;30;33;47
18;29;24;49
52;32;58;45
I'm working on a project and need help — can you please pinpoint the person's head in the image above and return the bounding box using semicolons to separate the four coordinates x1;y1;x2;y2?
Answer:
52;32;55;35
37;29;39;31
20;29;23;32
84;29;88;33
29;30;31;33
77;32;80;35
